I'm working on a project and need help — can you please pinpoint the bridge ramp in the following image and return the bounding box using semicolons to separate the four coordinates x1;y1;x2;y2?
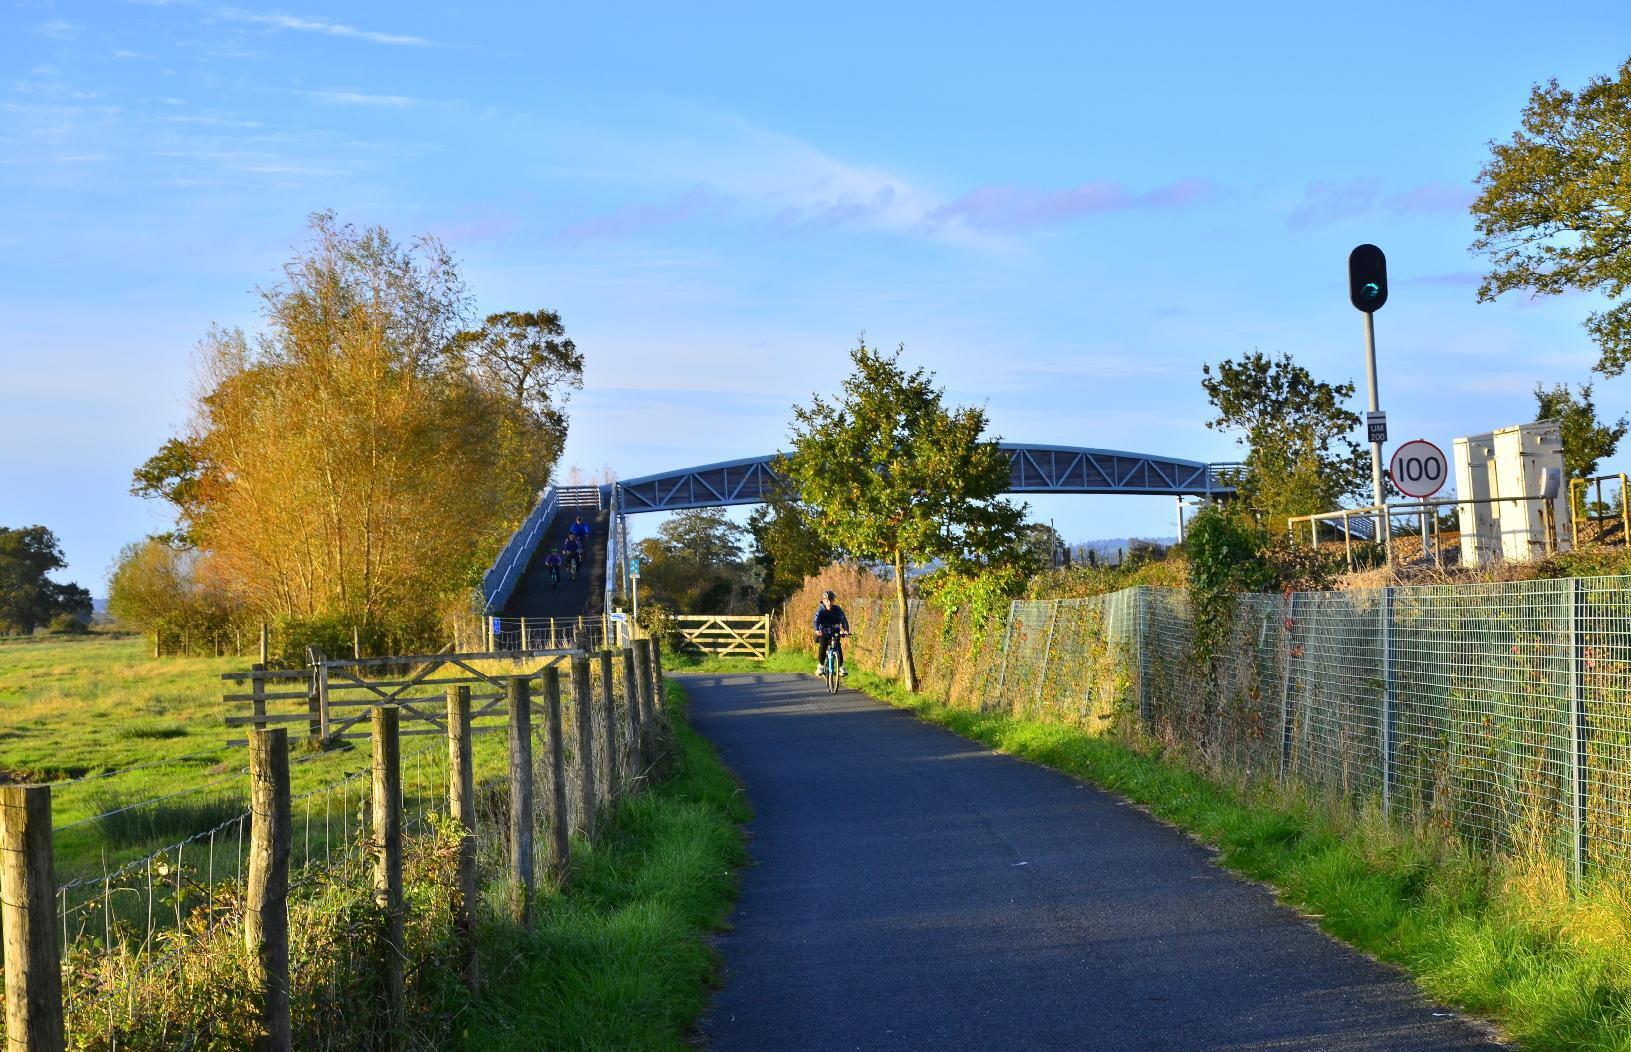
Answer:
500;506;608;620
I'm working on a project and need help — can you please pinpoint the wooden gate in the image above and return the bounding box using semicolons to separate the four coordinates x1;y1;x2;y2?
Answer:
670;615;770;659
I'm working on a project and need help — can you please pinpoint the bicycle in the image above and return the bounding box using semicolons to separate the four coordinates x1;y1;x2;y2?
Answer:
818;629;848;694
567;552;580;580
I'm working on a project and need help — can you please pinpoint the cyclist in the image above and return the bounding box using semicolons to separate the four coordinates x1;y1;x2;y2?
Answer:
813;589;849;677
543;548;564;588
562;535;583;579
569;515;592;545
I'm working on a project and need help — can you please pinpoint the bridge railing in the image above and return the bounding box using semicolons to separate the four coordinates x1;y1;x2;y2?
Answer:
482;485;559;613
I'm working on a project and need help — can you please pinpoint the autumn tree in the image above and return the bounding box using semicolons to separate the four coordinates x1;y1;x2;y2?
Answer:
0;526;92;635
132;212;580;647
783;341;1025;692
1472;59;1631;375
1201;352;1367;531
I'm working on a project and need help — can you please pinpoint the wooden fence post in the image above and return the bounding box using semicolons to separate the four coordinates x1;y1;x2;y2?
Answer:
542;667;571;879
371;706;404;1046
1;784;64;1052
634;640;656;748
246;729;291;1052
649;637;666;707
622;647;643;775
259;622;269;664
507;676;535;926
571;654;598;838
446;686;478;993
352;626;361;660
250;662;268;732
597;650;618;802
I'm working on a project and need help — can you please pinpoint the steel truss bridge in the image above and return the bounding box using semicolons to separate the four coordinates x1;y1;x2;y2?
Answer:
614;444;1235;514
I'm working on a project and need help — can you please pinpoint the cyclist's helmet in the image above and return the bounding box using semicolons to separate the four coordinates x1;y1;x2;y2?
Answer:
822;590;836;601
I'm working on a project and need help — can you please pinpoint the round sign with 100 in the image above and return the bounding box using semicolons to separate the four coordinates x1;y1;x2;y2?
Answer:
1389;439;1447;499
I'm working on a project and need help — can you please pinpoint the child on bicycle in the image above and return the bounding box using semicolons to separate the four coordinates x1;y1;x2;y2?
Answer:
813;589;849;676
562;536;583;577
543;548;564;587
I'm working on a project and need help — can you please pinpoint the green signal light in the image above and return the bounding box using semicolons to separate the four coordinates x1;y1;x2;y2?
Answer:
1361;282;1381;301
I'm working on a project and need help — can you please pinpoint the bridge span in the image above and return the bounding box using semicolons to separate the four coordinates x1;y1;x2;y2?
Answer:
484;444;1235;616
617;443;1235;514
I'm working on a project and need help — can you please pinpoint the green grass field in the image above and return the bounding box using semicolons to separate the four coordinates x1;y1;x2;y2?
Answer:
667;648;1631;1051
0;633;511;884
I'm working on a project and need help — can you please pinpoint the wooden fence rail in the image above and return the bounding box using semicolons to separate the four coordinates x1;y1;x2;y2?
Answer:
1;640;670;1046
669;614;770;659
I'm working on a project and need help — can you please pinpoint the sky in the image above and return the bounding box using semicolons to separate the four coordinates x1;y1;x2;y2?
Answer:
4;1;1631;591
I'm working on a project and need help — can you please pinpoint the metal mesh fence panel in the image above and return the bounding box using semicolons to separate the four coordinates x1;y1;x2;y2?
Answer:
845;577;1631;883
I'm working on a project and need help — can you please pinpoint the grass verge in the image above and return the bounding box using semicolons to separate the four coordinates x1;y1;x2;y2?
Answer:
462;678;750;1051
675;650;1631;1051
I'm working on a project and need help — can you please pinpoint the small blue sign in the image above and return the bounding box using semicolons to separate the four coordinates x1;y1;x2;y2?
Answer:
490;616;502;634
629;557;642;577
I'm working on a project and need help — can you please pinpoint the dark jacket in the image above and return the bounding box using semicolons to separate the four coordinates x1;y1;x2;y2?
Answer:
813;603;850;633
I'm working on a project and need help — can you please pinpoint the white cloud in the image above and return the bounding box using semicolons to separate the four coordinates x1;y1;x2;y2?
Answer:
213;7;439;47
295;90;417;108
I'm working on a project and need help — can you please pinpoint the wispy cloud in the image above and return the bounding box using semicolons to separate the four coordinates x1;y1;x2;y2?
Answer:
927;177;1223;232
34;20;77;40
213;7;439;47
296;90;418;107
1289;178;1474;228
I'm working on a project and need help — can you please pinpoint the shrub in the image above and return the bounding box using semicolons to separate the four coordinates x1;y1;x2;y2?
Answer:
46;612;91;634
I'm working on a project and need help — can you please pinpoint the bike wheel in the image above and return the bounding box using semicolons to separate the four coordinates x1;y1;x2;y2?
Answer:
826;659;838;693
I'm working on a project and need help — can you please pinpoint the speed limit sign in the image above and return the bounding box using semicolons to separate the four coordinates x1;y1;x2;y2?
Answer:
1389;439;1448;498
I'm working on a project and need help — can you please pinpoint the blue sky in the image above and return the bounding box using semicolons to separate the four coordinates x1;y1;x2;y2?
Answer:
4;1;1631;589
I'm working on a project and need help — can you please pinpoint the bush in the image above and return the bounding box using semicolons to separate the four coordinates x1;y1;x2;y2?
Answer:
46;612;91;634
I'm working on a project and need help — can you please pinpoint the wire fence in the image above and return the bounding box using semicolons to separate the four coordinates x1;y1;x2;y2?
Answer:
836;577;1631;885
0;640;670;1049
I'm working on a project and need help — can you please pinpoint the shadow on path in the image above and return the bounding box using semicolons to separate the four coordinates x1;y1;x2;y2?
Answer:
684;672;1505;1052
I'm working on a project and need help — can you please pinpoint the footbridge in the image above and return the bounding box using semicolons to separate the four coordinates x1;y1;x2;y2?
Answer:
483;444;1235;622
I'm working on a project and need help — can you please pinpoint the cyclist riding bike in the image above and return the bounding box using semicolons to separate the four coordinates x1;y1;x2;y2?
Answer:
569;515;592;545
562;536;583;579
813;590;849;677
543;548;564;587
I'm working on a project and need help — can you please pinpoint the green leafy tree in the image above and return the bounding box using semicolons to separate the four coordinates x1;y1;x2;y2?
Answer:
0;526;93;635
1534;381;1628;484
748;495;835;612
635;508;755;614
1202;352;1367;531
783;340;1025;692
1472;59;1631;375
130;437;209;548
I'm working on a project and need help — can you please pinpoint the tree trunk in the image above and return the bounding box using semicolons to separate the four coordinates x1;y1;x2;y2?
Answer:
893;548;917;693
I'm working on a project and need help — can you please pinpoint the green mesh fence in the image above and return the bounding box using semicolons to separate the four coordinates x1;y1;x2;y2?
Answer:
845;578;1631;881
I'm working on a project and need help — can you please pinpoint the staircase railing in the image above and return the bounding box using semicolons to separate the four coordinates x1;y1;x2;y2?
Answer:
482;485;560;613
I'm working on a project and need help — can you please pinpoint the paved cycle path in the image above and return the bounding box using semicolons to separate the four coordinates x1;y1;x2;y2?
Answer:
685;672;1504;1052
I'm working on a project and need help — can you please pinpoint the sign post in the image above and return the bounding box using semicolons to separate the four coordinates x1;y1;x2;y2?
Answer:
1349;244;1391;557
629;557;641;630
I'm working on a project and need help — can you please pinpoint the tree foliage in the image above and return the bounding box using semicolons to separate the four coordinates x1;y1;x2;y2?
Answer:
1534;380;1628;481
0;526;92;635
1472;59;1631;375
1202;352;1367;530
747;495;835;613
635;508;755;614
132;213;581;647
783;340;1025;691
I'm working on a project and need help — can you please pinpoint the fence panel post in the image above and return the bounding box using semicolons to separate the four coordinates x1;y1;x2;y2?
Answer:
1568;577;1589;886
446;686;478;993
598;650;618;804
1381;587;1396;813
542;667;571;879
650;637;666;704
1137;588;1151;726
371;706;404;1045
245;729;291;1052
1280;593;1296;780
1;784;63;1052
315;649;331;740
1036;603;1059;708
571;653;598;838
507;676;535;926
250;662;268;732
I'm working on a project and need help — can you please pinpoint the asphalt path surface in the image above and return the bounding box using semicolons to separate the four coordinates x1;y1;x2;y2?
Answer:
685;672;1505;1052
